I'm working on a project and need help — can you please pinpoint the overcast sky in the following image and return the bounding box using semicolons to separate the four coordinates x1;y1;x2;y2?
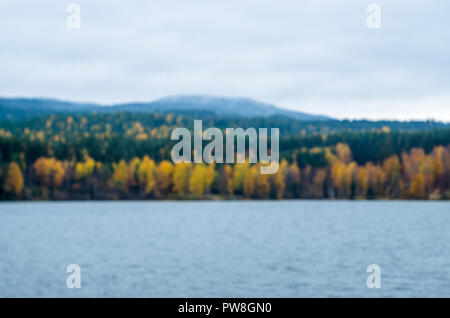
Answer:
0;0;449;120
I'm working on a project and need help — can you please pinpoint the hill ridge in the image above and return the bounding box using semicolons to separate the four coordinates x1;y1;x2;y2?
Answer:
0;95;331;121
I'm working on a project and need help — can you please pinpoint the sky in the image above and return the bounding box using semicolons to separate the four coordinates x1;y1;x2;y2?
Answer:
0;0;449;120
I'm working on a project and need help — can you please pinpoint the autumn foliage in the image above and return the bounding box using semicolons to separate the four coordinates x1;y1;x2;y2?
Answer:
3;162;24;197
1;143;449;200
1;113;449;200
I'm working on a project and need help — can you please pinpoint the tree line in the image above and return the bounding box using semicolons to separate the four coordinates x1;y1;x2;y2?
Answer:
1;113;449;165
2;143;449;200
1;113;449;200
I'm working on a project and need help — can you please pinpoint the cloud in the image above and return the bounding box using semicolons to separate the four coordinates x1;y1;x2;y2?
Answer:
0;0;449;120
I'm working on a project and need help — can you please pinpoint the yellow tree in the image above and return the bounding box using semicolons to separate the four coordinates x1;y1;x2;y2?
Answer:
331;161;346;198
368;164;386;197
223;165;234;195
402;148;430;197
383;155;401;196
331;144;354;198
52;160;66;188
270;160;286;199
356;165;369;198
3;162;24;196
34;157;51;185
232;163;248;194
137;156;156;195
33;157;65;188
189;164;206;197
128;157;141;187
74;154;100;197
155;160;174;196
335;143;352;164
343;162;356;197
75;155;96;180
254;166;270;199
402;148;426;182
431;146;445;177
312;169;327;198
173;162;192;196
433;146;450;194
410;172;426;199
112;159;129;190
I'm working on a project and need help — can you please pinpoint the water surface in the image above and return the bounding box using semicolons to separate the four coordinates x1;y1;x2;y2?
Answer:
0;201;449;297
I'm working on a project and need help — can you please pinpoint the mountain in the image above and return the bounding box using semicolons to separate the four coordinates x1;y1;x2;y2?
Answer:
0;98;101;121
112;95;331;120
0;95;331;121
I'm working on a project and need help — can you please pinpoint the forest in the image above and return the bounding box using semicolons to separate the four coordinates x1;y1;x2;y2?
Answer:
1;112;449;200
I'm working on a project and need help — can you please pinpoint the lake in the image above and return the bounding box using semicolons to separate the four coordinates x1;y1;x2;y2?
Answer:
0;201;449;297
